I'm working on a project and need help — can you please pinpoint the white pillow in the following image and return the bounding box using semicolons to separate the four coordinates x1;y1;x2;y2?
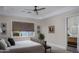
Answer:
2;39;11;47
5;40;11;47
0;39;7;50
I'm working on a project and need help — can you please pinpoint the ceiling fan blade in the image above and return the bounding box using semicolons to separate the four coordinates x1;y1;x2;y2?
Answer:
24;9;33;11
27;11;32;13
36;11;38;15
37;8;46;11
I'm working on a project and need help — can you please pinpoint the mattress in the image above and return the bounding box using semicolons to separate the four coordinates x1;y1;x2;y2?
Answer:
5;40;44;53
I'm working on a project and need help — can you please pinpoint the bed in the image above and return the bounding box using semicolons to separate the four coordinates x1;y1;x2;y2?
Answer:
0;40;45;53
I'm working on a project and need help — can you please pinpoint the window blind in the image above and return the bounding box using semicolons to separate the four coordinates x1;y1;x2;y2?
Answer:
12;22;34;31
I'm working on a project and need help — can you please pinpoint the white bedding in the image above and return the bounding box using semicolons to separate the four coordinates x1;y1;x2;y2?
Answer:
4;40;44;53
7;40;41;49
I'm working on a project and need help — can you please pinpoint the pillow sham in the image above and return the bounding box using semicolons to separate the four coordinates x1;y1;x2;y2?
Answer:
8;38;15;46
0;39;7;50
5;40;11;47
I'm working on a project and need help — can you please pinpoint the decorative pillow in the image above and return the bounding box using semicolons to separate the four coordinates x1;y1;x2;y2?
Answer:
8;38;15;46
5;40;11;47
0;39;7;50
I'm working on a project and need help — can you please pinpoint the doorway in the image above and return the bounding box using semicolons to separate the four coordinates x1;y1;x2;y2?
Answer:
67;16;78;53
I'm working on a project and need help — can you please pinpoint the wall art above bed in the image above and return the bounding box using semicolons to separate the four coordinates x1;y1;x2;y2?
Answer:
1;23;7;34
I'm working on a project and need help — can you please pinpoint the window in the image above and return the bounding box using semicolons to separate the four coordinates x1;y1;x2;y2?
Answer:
12;22;34;37
21;31;28;37
13;31;34;37
20;31;34;37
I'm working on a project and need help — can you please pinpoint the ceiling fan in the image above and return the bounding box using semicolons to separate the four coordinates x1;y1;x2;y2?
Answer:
23;6;46;15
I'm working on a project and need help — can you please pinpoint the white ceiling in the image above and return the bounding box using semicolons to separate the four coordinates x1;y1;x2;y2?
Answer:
0;6;79;20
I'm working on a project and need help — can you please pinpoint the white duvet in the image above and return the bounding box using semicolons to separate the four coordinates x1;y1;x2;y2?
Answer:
0;40;44;53
7;40;41;49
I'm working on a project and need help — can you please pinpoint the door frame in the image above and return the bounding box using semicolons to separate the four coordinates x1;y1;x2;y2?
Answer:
65;16;78;50
65;17;69;50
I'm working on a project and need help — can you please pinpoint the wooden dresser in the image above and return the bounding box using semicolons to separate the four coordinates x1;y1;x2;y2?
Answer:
68;37;77;47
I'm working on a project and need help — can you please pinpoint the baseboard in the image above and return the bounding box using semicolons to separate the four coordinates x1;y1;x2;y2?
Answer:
77;46;79;52
49;43;67;50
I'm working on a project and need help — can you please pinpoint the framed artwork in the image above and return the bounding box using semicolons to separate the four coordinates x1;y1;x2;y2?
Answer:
37;25;40;33
1;23;7;34
48;26;55;33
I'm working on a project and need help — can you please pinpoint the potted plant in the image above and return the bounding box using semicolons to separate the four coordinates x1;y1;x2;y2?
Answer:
38;33;45;41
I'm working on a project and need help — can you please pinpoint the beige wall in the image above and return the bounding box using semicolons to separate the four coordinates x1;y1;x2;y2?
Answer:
40;10;79;50
0;16;40;41
40;16;67;49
